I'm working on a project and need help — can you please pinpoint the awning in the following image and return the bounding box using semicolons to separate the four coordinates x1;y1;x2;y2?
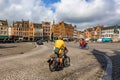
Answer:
0;36;10;39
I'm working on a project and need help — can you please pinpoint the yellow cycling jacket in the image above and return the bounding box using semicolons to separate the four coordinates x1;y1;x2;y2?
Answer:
53;40;66;54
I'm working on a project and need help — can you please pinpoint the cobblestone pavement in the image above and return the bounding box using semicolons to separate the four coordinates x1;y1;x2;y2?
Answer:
67;42;120;80
84;42;120;80
0;42;104;80
92;50;120;80
0;42;119;80
0;42;36;56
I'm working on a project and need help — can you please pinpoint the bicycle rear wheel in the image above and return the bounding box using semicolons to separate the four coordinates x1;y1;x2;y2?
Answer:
49;60;57;72
85;45;89;50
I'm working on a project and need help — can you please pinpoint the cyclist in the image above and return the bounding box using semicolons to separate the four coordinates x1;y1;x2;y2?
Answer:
53;35;68;68
80;38;86;48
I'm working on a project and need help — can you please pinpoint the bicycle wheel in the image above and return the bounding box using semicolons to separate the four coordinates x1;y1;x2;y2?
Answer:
85;45;89;50
63;56;70;67
49;60;57;72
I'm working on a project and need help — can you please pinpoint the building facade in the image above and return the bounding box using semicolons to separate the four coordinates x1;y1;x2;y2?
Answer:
64;22;74;38
42;21;51;40
8;26;12;36
28;23;34;41
51;21;74;39
77;31;84;39
101;26;114;38
73;25;77;38
30;22;43;41
84;25;103;40
11;20;30;41
101;25;120;42
84;28;92;39
0;20;9;39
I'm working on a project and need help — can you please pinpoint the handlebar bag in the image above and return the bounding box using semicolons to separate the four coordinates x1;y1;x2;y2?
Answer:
54;47;60;54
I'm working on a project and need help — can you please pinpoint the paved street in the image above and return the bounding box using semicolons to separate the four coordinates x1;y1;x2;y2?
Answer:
0;42;120;80
0;42;36;56
83;42;120;80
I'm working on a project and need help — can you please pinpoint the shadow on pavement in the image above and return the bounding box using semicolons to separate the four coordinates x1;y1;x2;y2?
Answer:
109;50;120;80
91;49;120;80
0;46;17;49
113;50;120;54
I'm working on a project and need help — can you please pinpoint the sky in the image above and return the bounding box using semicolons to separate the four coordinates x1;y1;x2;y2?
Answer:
0;0;120;30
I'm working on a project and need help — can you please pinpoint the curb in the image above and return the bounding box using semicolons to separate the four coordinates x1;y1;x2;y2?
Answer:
92;49;112;80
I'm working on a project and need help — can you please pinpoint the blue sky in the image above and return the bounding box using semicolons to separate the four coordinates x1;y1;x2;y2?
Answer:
42;0;60;12
42;0;60;7
85;0;91;2
0;0;120;30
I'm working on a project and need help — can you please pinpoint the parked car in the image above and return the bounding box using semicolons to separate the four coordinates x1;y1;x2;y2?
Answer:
85;38;90;42
36;40;44;45
63;37;69;41
102;37;112;42
97;38;102;42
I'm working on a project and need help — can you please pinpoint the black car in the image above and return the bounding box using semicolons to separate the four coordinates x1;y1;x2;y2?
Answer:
36;40;44;45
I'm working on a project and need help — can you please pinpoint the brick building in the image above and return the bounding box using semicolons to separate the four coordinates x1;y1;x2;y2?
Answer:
84;25;103;39
30;22;43;41
42;21;51;40
11;20;30;41
51;21;74;39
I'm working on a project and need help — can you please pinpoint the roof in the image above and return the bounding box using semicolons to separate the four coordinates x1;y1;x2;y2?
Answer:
33;23;42;27
0;20;8;26
14;20;29;24
64;23;72;27
102;25;120;30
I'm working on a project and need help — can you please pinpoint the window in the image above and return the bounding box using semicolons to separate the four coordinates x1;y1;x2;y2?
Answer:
1;27;3;30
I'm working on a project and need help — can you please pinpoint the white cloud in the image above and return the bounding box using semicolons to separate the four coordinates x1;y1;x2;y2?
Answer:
0;0;120;30
0;0;54;24
54;0;120;29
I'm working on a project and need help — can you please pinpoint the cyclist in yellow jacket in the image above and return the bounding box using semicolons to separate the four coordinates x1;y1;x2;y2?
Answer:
54;35;68;68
